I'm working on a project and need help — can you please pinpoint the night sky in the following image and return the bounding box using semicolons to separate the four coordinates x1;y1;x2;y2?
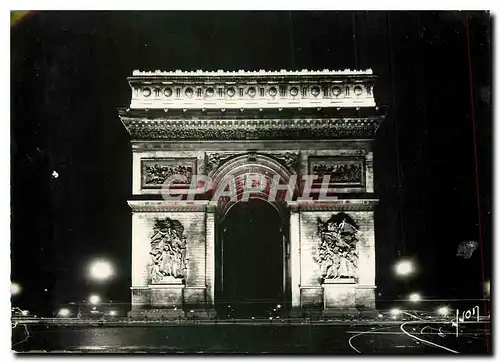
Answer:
11;11;491;315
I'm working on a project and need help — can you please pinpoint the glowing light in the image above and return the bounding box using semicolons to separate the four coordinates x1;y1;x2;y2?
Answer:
390;308;402;316
277;304;281;309
409;293;421;303
21;310;29;316
437;306;450;316
88;259;114;281
378;314;383;318
11;282;21;296
109;310;117;316
58;308;70;317
394;260;414;276
89;294;101;305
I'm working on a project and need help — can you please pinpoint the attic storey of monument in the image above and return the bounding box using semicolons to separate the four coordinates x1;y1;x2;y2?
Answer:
118;69;384;318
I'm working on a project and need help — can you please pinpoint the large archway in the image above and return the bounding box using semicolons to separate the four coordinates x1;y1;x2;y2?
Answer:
215;199;285;318
210;153;295;318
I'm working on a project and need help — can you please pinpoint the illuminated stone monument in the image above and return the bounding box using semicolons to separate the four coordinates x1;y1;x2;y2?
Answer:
118;69;384;318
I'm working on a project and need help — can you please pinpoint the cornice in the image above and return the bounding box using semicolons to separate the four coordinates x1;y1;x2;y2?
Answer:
128;200;209;212
119;117;382;141
132;69;374;77
127;69;378;110
289;199;379;212
127;199;379;212
118;106;386;119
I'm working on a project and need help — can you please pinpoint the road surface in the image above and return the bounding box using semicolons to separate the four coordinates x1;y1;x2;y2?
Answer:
12;319;490;354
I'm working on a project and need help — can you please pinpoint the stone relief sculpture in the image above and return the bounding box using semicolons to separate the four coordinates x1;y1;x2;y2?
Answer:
311;161;363;184
315;213;359;280
206;151;299;175
149;218;188;282
122;118;381;141
206;152;240;173
143;162;194;187
267;152;299;174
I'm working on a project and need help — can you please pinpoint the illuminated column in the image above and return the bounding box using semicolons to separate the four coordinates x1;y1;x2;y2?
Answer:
365;151;374;193
130;212;151;308
289;206;301;308
355;210;377;310
205;202;216;306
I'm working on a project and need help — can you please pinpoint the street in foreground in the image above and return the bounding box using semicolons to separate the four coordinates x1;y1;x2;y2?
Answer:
12;319;491;354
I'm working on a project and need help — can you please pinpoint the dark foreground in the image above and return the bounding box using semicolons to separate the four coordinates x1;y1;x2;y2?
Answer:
12;319;491;354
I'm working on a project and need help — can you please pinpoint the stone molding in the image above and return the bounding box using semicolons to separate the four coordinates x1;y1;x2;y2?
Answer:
127;200;378;213
132;69;374;76
128;69;376;109
288;199;379;212
120;117;382;140
128;200;209;212
323;278;357;284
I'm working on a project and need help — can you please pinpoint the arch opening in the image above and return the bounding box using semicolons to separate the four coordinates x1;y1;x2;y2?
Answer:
215;199;287;318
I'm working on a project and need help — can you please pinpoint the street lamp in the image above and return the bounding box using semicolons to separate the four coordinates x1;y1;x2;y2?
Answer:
390;308;402;317
409;293;421;303
11;282;21;296
88;259;114;281
394;260;414;277
437;306;450;316
58;308;70;317
89;294;101;305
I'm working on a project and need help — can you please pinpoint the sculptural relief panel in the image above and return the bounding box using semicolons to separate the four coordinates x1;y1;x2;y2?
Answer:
141;158;197;189
131;212;206;288
315;213;359;282
299;211;371;287
308;157;364;188
149;217;188;283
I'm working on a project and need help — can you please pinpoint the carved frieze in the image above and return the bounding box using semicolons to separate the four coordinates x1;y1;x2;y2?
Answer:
141;158;196;188
309;157;364;186
121;118;381;141
315;213;359;281
149;218;188;283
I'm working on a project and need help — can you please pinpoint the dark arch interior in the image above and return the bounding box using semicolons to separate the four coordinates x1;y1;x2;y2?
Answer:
217;199;284;318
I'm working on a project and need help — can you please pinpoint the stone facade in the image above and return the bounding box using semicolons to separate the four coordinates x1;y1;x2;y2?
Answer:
119;69;384;318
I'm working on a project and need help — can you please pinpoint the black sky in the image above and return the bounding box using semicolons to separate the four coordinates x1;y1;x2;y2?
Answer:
11;11;491;315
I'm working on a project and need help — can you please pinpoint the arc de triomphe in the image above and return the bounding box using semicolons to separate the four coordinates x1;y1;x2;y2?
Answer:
118;69;385;318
